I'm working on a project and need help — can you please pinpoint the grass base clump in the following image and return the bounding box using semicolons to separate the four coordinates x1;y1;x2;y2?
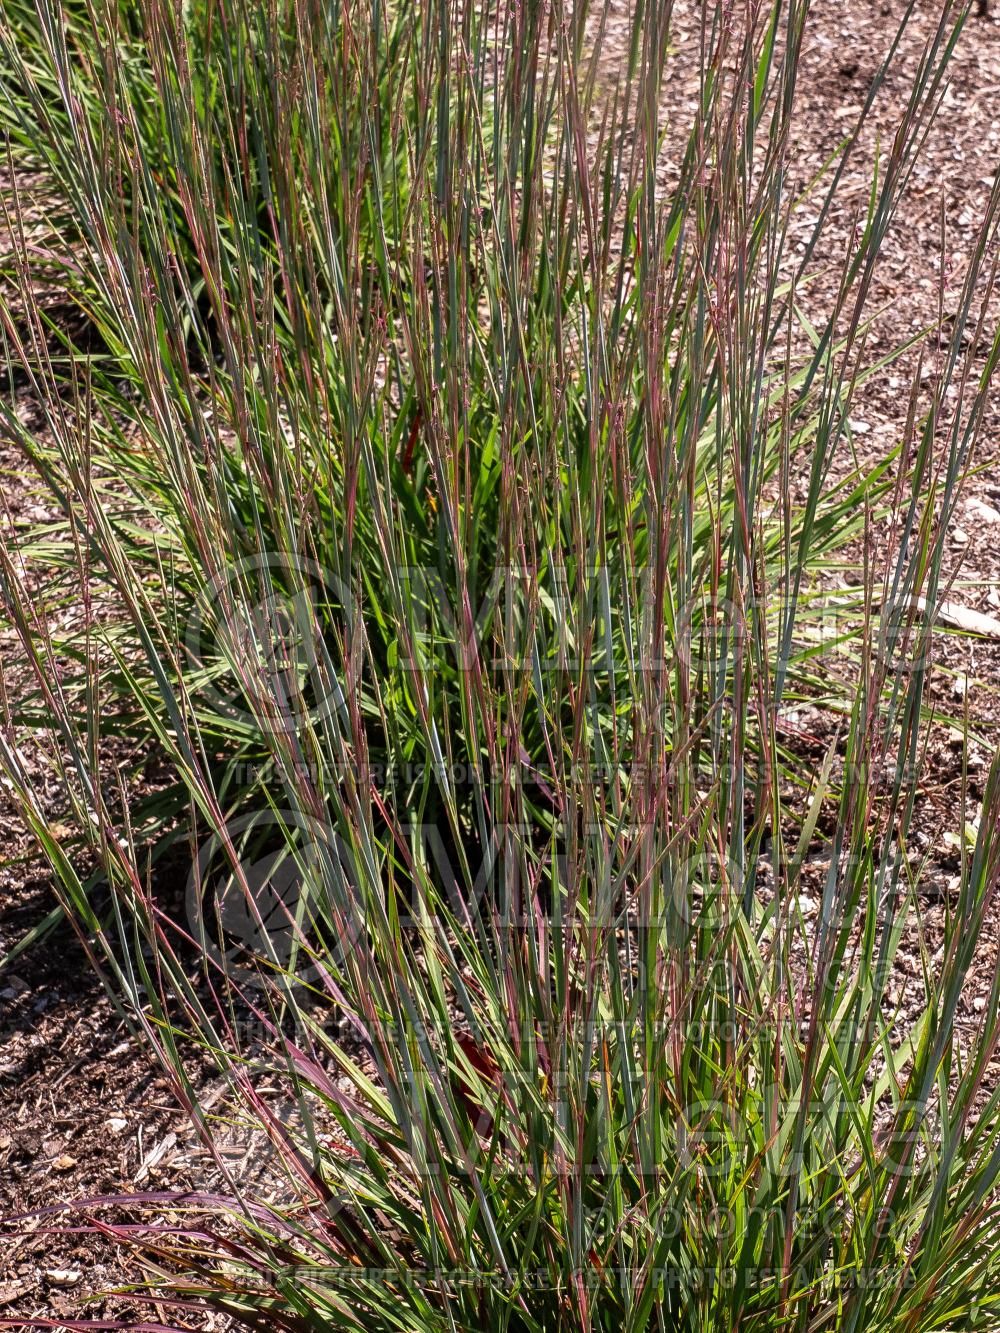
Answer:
2;0;1000;1328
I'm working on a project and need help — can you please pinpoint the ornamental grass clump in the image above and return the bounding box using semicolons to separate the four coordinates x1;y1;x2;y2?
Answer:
2;0;1000;1328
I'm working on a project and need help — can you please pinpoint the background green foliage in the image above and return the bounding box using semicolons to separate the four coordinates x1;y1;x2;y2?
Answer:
1;0;1000;1328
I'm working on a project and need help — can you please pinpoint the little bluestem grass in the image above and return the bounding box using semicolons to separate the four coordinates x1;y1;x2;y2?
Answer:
2;1;1000;1328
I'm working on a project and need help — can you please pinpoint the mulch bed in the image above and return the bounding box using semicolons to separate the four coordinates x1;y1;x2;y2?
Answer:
3;0;1000;1325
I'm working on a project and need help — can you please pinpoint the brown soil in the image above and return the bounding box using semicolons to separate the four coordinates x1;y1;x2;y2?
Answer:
2;0;1000;1327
